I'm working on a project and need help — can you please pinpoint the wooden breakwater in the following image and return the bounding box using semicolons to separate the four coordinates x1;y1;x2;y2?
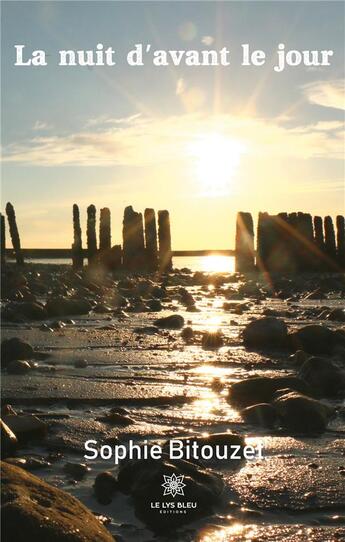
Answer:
235;211;345;273
1;203;345;273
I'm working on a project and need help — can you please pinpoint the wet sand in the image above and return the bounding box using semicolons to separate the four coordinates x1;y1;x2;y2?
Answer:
1;263;345;541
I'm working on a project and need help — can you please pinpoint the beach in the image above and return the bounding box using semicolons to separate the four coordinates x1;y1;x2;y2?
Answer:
1;261;345;541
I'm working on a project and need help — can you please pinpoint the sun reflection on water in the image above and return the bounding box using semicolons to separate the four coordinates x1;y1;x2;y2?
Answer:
200;255;235;273
198;524;259;542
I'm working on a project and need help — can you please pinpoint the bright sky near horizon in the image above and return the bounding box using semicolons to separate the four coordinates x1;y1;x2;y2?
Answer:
1;1;344;249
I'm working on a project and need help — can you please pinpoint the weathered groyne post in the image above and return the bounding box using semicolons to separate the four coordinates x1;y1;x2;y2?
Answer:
1;213;5;266
336;215;345;269
144;208;158;271
314;216;324;251
122;206;146;271
324;216;337;266
235;212;255;272
313;216;325;271
87;204;97;264
99;208;111;251
256;212;268;271
5;202;24;265
72;204;83;269
158;210;172;272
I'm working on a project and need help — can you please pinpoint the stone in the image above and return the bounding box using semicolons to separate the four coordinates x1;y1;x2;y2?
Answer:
1;420;18;458
16;301;47;320
74;359;88;368
273;391;332;434
327;308;345;322
94;471;117;505
46;297;92;317
289;350;309;367
241;403;277;428
202;331;224;349
1;461;114;542
2;415;47;441
299;357;345;398
289;325;341;355
181;327;194;341
154;314;184;329
243;317;288;349
64;462;90;480
6;360;32;375
228;376;308;409
1;338;34;366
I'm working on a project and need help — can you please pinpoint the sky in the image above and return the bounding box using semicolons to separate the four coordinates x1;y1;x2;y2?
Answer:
1;0;344;249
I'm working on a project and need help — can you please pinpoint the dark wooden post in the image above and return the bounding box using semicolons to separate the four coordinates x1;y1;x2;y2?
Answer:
256;212;268;271
235;212;255;272
158;210;172;272
336;215;345;269
72;204;83;269
144;208;158;271
99;208;111;251
1;213;5;267
314;216;324;251
5;202;24;265
313;216;325;271
87;204;97;264
122;206;146;271
324;215;337;268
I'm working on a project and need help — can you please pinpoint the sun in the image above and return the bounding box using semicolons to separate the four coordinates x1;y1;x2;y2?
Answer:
189;133;246;196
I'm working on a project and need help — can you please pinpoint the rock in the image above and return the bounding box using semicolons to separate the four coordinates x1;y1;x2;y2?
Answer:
154;314;184;329
1;420;18;458
117;455;224;532
202;331;224;349
299;357;345;398
181;327;194;341
273;391;332;434
1;338;34;366
241;403;277;428
46;297;92;317
96;412;134;426
289;350;309;367
16;301;47;320
6;360;32;375
93;303;112;314
5;456;51;471
74;359;88;368
327;308;345;322
147;299;162;312
94;471;117;505
243;317;288;349
289;325;339;355
228;376;309;409
2;415;47;441
64;462;90;480
1;461;114;542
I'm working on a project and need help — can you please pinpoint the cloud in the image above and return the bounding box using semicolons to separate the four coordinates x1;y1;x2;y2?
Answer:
33;121;52;131
2;111;343;167
176;78;186;96
303;79;345;110
201;36;214;46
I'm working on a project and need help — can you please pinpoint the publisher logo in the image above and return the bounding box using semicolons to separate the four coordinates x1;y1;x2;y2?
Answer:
161;473;186;497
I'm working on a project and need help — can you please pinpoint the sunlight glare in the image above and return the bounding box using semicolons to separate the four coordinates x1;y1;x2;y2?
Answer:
190;133;246;196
